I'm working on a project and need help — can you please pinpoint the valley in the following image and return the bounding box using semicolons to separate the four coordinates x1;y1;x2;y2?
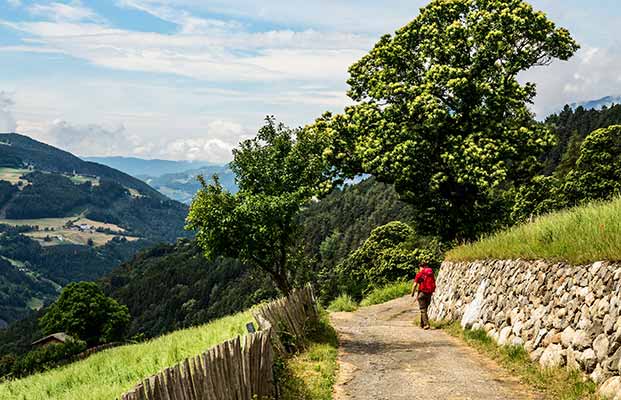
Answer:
0;134;190;324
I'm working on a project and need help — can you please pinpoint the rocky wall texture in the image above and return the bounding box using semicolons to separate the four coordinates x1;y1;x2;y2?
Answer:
429;259;621;399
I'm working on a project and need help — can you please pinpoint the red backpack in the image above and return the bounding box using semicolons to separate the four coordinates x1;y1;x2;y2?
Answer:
417;268;436;294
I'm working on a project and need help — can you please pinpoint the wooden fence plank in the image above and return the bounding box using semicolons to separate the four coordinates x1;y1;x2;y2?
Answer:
119;286;316;400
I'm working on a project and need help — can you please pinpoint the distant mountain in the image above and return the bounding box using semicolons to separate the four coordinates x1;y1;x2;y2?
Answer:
145;165;237;204
0;133;190;324
570;95;621;111
84;156;212;178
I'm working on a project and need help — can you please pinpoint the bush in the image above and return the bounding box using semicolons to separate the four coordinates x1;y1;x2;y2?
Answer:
40;282;130;345
360;281;411;307
9;340;87;378
327;294;358;312
336;221;441;299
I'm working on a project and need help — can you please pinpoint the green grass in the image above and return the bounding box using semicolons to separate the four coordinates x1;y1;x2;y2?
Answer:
327;294;358;312
438;321;600;400
447;197;621;264
281;310;339;400
360;281;411;307
0;311;253;400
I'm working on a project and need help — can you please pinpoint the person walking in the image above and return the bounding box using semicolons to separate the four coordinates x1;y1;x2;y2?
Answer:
411;263;436;329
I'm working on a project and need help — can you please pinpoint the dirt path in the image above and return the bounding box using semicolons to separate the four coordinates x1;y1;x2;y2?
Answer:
330;296;543;400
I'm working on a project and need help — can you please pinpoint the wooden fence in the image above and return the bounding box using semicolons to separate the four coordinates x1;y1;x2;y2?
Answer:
120;285;316;400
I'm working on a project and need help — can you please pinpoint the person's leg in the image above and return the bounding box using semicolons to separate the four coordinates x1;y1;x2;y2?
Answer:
418;292;431;329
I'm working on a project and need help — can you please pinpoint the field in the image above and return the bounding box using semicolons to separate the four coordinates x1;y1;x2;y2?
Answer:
447;197;621;265
0;167;30;186
0;215;136;246
65;174;100;186
26;229;138;247
0;311;253;400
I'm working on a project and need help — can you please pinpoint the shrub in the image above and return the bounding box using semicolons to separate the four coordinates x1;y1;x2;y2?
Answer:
336;221;441;299
9;340;87;378
360;281;411;307
327;294;358;312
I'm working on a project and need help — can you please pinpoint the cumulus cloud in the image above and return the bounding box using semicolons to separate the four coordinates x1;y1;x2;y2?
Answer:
0;92;17;133
16;109;250;162
37;120;137;156
522;46;621;117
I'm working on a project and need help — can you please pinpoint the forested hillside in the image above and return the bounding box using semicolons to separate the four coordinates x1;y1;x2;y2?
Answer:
544;104;621;176
0;134;189;324
0;177;412;358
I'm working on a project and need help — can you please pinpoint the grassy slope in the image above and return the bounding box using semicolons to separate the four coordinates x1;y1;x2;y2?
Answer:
0;311;253;400
447;197;621;264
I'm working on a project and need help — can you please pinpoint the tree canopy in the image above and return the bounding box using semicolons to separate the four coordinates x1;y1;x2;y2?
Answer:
39;282;130;345
312;0;579;241
336;221;442;299
564;125;621;202
187;117;331;295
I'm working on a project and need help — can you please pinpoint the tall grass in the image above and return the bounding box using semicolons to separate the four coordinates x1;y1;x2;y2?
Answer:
360;281;411;307
0;311;253;400
281;309;339;400
447;197;621;264
327;294;358;312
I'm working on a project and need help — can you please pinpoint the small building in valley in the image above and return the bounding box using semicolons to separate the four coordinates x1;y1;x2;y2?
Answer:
31;332;74;348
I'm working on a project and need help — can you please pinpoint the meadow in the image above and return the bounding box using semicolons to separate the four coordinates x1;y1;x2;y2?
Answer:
447;197;621;264
0;311;253;400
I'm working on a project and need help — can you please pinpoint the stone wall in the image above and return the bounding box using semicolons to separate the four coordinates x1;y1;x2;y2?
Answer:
429;259;621;399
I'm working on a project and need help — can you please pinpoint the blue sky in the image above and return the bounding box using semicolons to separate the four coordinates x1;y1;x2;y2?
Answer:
0;0;620;161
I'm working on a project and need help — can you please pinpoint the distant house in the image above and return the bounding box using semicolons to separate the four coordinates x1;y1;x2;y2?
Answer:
31;332;74;348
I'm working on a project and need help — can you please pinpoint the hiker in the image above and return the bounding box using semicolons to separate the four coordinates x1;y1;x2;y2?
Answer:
411;263;436;330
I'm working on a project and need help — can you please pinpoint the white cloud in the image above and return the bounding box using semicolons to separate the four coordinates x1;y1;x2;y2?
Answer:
34;120;136;156
27;1;102;23
122;0;426;34
0;92;17;133
7;0;22;7
1;5;373;83
522;46;621;117
118;0;243;34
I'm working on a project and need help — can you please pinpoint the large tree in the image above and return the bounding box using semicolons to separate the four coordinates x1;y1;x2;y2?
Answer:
186;117;331;295
312;0;578;241
39;282;130;345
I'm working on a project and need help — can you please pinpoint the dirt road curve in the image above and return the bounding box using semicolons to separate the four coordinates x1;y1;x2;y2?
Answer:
330;296;543;400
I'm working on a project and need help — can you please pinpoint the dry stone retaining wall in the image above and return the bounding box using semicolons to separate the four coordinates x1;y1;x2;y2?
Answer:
429;259;621;399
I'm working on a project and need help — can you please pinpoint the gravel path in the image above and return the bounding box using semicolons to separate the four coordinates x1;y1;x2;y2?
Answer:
330;296;543;400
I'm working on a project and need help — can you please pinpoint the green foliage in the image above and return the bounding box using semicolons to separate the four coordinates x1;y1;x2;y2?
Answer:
510;175;567;222
312;0;578;241
336;221;441;299
102;240;277;339
8;339;87;379
280;309;338;400
564;125;621;202
327;294;358;312
40;282;130;345
359;281;412;307
187;117;331;295
0;311;252;400
543;104;621;175
299;177;417;300
447;197;621;264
